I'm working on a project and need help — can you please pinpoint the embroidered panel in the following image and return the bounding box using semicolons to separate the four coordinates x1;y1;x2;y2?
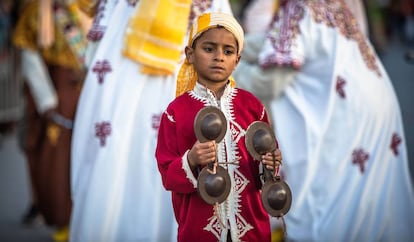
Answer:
265;0;382;76
308;0;382;77
191;86;254;241
87;0;108;41
262;0;304;69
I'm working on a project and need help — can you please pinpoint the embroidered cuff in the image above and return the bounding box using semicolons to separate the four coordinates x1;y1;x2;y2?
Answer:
259;53;303;70
182;150;198;188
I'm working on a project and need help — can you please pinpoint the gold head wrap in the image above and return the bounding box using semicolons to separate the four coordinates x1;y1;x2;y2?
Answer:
175;12;245;97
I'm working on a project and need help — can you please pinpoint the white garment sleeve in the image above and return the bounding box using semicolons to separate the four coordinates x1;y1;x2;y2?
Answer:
234;33;297;100
22;49;58;114
242;0;276;34
235;60;296;100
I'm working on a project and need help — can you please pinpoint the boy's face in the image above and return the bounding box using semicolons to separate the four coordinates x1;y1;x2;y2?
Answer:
186;27;241;89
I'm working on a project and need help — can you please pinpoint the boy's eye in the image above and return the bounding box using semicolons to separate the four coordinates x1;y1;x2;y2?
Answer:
203;47;213;52
224;49;234;55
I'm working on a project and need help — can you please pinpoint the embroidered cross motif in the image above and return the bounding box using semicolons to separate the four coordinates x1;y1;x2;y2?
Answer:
336;76;346;98
92;60;112;84
235;213;253;238
152;113;162;130
352;148;369;173
126;0;138;6
230;121;243;143
234;169;249;193
95;121;111;147
390;133;402;156
204;216;224;240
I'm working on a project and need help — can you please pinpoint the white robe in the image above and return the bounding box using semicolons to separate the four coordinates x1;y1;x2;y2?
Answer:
234;0;414;241
69;0;233;241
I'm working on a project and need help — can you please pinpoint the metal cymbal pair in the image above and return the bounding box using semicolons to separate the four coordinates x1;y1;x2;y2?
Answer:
194;106;231;205
245;121;292;217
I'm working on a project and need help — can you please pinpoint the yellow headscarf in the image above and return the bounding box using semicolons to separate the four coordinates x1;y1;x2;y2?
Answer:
175;12;245;97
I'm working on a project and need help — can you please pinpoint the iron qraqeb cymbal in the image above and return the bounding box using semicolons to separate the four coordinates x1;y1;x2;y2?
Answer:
245;121;277;161
197;165;231;205
245;121;292;217
261;176;292;217
194;106;227;143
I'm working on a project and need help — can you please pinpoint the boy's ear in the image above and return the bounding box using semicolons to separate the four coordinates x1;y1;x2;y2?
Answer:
234;54;241;68
185;46;194;63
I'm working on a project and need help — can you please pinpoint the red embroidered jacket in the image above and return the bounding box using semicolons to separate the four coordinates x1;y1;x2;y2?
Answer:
156;83;273;242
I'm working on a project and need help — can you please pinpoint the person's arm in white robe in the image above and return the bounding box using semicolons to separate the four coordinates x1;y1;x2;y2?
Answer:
21;49;58;114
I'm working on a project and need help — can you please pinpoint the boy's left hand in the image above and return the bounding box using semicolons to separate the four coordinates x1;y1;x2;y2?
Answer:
261;148;282;171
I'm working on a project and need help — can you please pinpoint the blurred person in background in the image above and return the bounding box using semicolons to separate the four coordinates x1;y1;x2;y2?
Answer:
12;0;91;241
70;0;234;241
365;0;392;54
386;0;414;43
234;0;414;241
389;0;414;63
0;0;24;145
239;1;369;241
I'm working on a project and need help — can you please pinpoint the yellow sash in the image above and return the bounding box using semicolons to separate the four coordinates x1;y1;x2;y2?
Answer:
123;0;192;75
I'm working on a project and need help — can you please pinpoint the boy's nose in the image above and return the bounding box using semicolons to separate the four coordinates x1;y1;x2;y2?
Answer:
214;50;225;61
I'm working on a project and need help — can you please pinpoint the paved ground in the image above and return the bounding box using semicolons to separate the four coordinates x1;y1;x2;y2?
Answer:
0;133;54;242
0;36;413;242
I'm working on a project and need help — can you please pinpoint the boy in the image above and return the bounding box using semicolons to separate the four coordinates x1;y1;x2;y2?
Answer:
155;12;282;242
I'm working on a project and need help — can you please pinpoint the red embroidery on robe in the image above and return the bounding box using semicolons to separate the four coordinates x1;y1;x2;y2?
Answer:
261;0;304;68
87;0;107;41
308;0;382;76
279;169;286;181
126;0;138;7
265;0;382;76
152;113;162;130
336;76;346;98
92;60;112;84
95;121;111;146
352;148;369;173
188;0;212;28
390;133;402;156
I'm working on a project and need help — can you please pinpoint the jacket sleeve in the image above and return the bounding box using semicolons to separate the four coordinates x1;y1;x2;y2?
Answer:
155;108;199;194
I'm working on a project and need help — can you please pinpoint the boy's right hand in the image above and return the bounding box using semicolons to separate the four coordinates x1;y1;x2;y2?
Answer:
187;140;217;169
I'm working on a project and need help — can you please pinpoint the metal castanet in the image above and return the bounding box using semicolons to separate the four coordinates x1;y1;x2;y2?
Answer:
198;164;231;205
245;121;292;217
194;106;227;143
194;106;231;205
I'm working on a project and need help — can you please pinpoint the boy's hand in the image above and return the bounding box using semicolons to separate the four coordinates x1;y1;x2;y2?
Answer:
188;140;217;169
261;148;282;171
